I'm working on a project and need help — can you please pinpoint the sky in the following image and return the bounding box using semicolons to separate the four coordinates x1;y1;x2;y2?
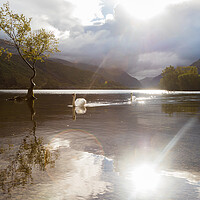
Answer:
0;0;200;79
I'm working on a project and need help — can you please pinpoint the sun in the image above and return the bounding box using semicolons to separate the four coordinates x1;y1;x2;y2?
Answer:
130;164;160;191
119;0;162;20
117;0;190;20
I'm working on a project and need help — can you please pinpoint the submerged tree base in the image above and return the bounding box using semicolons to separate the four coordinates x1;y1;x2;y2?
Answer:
6;95;36;102
6;96;26;101
7;79;36;101
7;89;36;102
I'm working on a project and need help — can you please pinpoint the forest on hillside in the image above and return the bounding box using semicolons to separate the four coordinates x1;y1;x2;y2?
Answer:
160;66;200;91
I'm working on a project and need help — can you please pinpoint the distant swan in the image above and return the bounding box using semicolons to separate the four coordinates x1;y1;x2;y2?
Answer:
130;93;136;102
72;93;87;107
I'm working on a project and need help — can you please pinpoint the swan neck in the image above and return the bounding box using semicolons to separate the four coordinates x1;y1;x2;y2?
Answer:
72;94;76;107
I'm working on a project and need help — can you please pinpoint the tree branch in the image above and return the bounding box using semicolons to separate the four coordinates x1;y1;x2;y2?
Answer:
15;44;34;70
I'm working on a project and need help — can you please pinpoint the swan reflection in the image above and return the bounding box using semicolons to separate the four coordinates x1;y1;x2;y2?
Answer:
75;106;87;114
72;106;87;120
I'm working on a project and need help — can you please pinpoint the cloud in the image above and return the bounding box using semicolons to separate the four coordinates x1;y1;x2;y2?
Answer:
1;0;200;79
133;52;190;78
58;0;200;78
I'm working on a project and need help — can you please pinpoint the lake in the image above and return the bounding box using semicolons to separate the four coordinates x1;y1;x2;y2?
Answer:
0;89;200;200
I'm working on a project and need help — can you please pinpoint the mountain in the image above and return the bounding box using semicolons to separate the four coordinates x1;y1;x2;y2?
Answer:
54;59;142;88
151;74;162;87
139;77;153;88
0;39;141;89
0;54;125;89
191;59;200;73
140;74;161;89
94;68;141;88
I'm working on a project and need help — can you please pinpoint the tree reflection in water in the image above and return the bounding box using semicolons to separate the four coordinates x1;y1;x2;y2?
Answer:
0;99;59;195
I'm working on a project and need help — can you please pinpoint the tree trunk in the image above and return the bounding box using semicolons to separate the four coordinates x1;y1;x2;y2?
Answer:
26;67;36;100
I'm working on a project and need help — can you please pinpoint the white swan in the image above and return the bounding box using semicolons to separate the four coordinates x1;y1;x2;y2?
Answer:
72;93;87;107
130;93;136;102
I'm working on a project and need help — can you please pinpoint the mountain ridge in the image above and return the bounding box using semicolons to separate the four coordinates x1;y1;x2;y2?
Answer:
0;39;142;89
191;59;200;73
50;58;142;88
0;39;141;89
0;54;126;89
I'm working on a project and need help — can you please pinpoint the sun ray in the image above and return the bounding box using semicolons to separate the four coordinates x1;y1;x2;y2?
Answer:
156;117;197;165
87;54;110;90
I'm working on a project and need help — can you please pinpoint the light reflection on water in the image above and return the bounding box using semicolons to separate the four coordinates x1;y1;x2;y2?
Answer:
0;90;200;200
0;89;169;94
43;151;112;200
1;89;200;95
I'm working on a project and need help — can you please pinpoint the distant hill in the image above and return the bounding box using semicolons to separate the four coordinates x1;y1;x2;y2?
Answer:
0;39;141;89
0;39;17;54
191;59;200;73
140;59;200;88
57;60;142;88
139;77;153;88
140;74;161;89
0;54;125;89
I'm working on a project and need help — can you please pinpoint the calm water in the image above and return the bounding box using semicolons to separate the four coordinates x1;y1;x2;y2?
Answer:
0;89;200;200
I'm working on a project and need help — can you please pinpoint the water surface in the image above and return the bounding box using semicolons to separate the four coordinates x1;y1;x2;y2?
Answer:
0;90;200;200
